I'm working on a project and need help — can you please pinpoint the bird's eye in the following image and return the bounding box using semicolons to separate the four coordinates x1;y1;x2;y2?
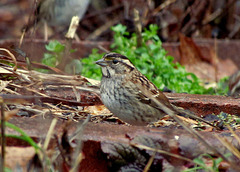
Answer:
112;59;118;64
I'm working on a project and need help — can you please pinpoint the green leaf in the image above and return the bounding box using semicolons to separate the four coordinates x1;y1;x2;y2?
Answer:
193;157;206;166
111;24;127;34
70;49;77;53
45;40;65;53
213;157;222;169
42;53;57;67
3;122;41;151
4;167;12;172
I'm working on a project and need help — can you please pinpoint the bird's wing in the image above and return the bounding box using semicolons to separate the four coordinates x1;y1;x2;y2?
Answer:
128;70;175;112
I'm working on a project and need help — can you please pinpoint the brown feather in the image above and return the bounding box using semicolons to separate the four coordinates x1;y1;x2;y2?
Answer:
131;70;174;111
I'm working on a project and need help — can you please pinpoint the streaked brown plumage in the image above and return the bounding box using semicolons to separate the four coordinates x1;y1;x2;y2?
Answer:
96;52;216;127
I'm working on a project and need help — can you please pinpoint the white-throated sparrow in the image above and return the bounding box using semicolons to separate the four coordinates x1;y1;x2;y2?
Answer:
96;52;216;127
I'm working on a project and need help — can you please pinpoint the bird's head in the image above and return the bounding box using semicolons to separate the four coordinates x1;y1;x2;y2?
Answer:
96;52;135;77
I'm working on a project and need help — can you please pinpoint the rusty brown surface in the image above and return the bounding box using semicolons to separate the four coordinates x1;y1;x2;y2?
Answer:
5;116;239;148
5;116;240;171
165;93;240;116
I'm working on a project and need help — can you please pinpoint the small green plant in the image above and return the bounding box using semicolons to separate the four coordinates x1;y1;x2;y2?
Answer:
205;77;229;95
81;24;228;95
2;122;41;151
4;167;12;172
217;112;240;127
42;40;65;68
1;121;57;171
0;122;41;171
81;49;104;80
40;40;82;74
184;154;223;172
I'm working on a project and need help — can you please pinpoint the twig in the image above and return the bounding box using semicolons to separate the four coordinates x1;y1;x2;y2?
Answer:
134;9;142;47
0;97;5;172
1;66;100;86
202;8;222;25
202;0;236;26
227;125;240;144
131;143;194;164
0;66;32;83
229;15;240;38
83;4;123;20
43;118;58;150
70;115;90;172
65;16;80;39
0;59;64;74
19;29;25;47
86;17;119;40
143;151;156;172
213;35;219;82
41;117;58;171
70;115;90;142
152;0;176;16
215;134;240;159
0;48;17;71
57;16;80;71
97;45;109;53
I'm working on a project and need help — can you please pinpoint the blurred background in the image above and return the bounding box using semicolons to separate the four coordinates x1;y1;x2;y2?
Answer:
1;0;240;41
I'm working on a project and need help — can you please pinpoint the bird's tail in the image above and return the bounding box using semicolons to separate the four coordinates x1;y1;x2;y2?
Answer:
172;105;219;129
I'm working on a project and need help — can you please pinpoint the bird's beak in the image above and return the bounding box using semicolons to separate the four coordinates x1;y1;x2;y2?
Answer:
95;58;107;67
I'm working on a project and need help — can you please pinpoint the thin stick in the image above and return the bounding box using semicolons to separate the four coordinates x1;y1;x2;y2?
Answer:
70;115;90;172
133;8;142;47
0;97;5;172
152;0;176;15
86;17;119;40
0;48;17;71
43;118;58;150
143;151;156;172
131;143;193;163
227;125;240;144
215;134;240;159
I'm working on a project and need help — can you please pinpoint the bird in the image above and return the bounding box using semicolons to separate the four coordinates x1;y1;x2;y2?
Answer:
96;52;217;127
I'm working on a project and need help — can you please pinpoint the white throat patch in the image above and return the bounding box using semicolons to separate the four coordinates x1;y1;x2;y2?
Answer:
102;66;115;78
